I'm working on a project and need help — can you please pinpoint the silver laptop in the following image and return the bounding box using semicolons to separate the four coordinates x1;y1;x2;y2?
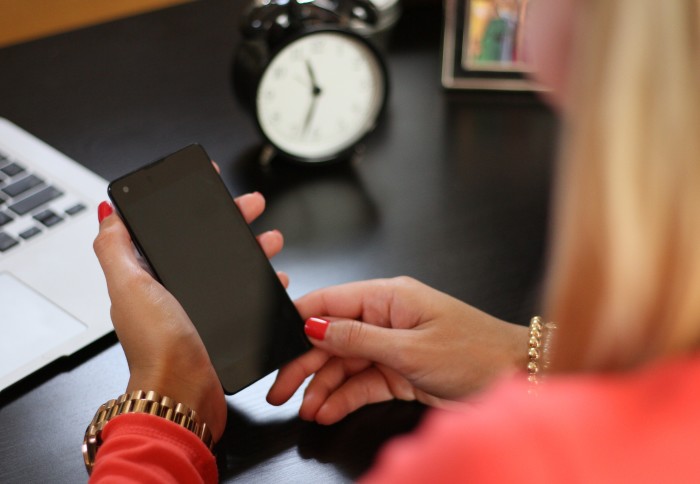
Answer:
0;117;112;391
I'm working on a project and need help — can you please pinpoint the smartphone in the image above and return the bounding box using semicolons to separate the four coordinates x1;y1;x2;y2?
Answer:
108;144;310;394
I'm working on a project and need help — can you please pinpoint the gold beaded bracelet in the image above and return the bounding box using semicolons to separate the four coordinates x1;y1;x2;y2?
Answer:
527;316;557;388
82;390;214;474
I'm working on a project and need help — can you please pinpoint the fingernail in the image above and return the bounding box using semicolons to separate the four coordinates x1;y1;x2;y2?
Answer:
305;317;329;341
97;201;113;223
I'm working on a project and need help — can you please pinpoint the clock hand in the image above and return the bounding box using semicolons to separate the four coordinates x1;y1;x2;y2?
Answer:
293;76;309;88
305;60;322;95
301;93;319;137
302;60;323;137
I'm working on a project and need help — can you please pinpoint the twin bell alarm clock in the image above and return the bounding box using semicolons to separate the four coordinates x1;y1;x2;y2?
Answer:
233;0;399;164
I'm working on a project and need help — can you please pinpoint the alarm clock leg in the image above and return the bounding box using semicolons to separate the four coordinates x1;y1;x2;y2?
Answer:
259;144;277;167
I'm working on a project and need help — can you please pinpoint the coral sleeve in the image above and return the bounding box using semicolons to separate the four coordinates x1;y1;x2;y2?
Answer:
362;355;700;484
89;413;217;484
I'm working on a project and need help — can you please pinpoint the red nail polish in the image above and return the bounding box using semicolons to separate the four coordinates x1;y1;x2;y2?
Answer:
97;201;113;223
305;317;329;341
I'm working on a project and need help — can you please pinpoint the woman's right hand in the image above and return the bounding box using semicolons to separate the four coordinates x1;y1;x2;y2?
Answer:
267;277;528;425
93;192;283;443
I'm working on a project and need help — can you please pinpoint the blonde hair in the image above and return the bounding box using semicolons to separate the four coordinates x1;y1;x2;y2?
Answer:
544;0;700;371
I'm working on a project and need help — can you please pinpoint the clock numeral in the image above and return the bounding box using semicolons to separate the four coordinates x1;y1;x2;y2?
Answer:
311;39;324;54
273;66;286;79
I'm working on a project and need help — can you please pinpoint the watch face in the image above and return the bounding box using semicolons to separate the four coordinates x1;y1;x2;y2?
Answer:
256;30;386;162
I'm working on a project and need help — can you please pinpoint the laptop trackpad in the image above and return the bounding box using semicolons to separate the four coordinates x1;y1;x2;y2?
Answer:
0;272;87;379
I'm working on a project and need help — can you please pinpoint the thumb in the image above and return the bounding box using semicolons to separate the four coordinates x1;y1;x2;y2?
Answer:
304;317;409;371
93;204;149;296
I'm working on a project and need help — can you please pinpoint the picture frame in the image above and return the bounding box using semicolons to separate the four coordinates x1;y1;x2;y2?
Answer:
441;0;540;91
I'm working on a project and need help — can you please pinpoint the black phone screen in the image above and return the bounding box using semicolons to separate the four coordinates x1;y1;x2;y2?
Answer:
108;144;309;394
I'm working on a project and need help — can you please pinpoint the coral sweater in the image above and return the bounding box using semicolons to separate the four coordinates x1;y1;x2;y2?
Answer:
91;354;700;483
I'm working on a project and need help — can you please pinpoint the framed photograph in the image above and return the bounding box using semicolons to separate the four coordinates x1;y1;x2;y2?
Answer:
442;0;540;90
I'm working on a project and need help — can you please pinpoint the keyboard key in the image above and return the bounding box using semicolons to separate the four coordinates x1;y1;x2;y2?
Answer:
2;174;43;198
33;209;64;227
8;186;63;215
0;211;13;226
1;162;25;177
19;226;42;240
65;203;86;216
0;232;18;252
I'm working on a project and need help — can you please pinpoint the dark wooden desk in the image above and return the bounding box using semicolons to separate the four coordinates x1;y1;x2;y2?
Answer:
0;1;557;482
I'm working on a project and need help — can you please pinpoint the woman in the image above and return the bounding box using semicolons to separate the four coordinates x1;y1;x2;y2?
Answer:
88;0;700;481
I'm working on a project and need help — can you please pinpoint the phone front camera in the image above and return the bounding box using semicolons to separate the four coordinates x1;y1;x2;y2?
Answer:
123;186;130;193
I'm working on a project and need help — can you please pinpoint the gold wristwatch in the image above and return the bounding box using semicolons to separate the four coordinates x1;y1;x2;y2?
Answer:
82;390;214;474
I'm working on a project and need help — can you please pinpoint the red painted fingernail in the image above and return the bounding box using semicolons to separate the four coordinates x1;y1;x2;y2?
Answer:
97;201;113;223
305;317;329;341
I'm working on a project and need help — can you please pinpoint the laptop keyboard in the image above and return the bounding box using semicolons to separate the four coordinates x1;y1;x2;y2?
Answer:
0;151;86;253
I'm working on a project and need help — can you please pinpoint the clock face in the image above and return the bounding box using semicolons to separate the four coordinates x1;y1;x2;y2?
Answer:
256;31;386;162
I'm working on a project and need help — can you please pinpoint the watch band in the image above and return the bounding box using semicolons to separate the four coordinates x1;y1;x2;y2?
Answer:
82;390;214;474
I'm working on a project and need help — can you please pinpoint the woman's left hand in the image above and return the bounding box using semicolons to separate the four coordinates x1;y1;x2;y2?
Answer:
268;278;528;425
93;192;282;443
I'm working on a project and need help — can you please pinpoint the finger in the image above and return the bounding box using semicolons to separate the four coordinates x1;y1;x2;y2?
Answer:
93;209;149;296
295;280;392;323
294;277;429;328
97;200;114;224
267;348;330;405
234;192;265;223
277;271;290;289
305;317;413;373
211;160;220;174
257;229;284;259
299;357;370;421
314;367;396;425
